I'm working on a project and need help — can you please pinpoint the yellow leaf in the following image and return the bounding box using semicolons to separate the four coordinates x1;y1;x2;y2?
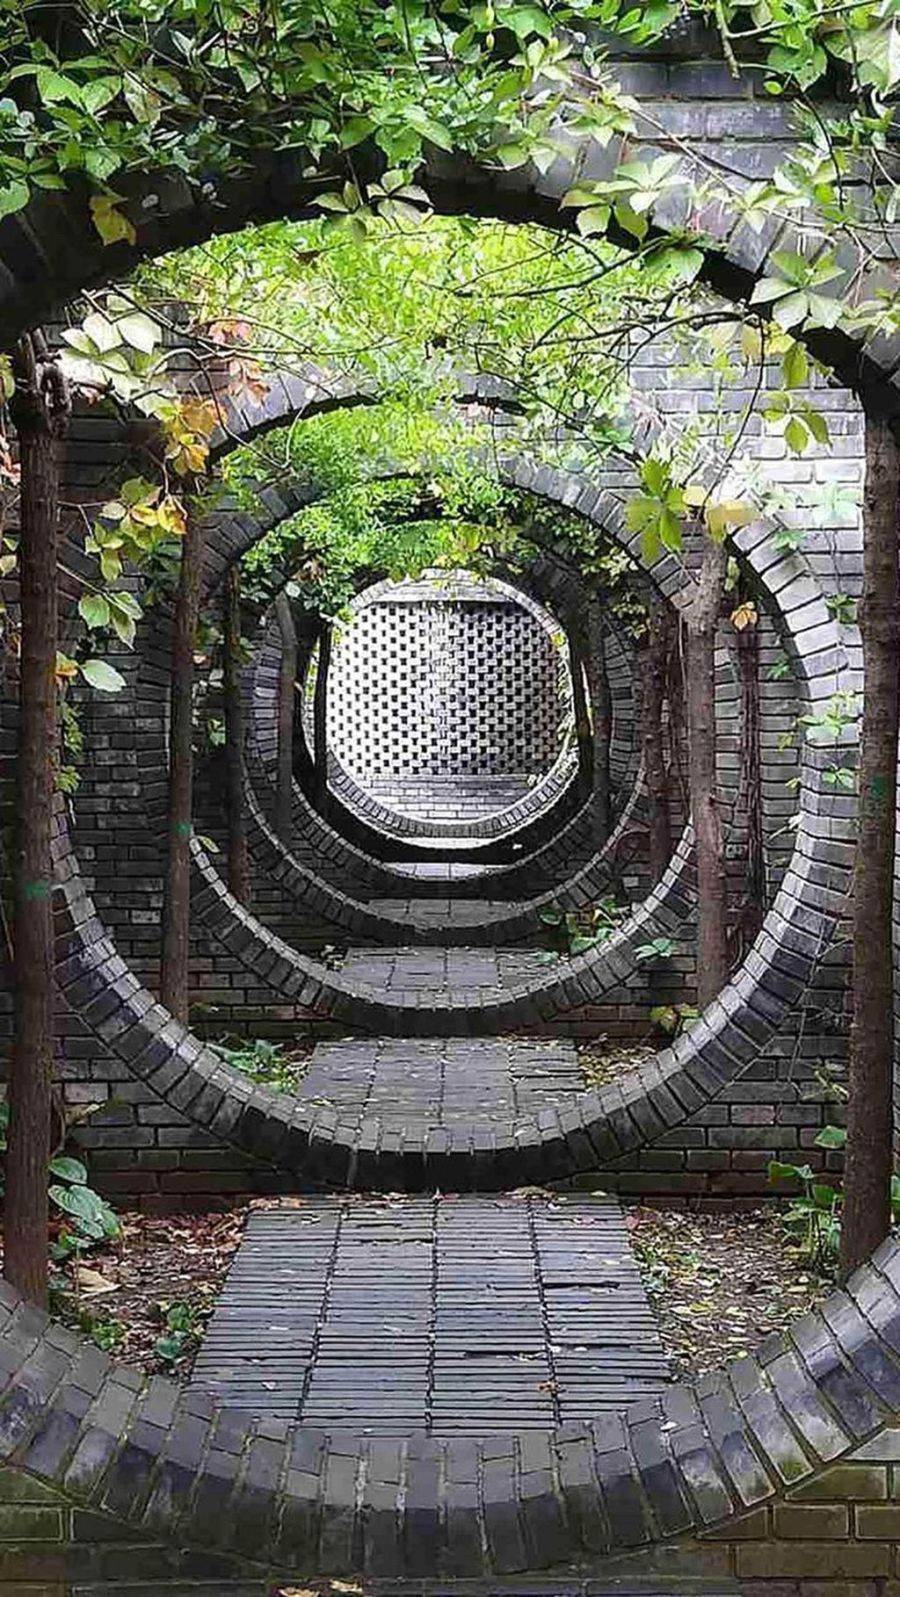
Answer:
75;1265;119;1295
741;324;763;363
89;193;137;247
705;500;755;539
731;601;758;631
55;653;79;682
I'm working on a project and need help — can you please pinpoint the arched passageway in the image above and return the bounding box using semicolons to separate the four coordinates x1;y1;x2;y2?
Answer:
0;17;899;1592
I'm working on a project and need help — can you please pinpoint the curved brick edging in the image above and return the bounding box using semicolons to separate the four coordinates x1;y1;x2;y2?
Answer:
238;770;653;951
2;1239;900;1578
322;741;581;844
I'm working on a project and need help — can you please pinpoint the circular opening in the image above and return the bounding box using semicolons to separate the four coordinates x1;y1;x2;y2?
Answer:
307;568;578;830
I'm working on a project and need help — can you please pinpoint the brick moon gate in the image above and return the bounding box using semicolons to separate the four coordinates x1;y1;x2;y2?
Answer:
316;571;576;829
1;18;900;1594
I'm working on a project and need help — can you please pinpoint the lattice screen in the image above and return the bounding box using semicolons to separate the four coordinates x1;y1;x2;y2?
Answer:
325;576;567;780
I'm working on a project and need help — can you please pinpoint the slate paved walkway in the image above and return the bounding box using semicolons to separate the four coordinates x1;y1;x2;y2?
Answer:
295;1036;588;1130
191;1195;670;1433
337;945;551;992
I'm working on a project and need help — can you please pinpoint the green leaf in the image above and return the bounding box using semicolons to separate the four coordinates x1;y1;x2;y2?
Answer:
782;341;809;389
49;1155;89;1184
78;594;111;630
806;408;830;446
750;276;789;305
115;312;159;354
34;67;84;107
49;1182;99;1220
154;1332;187;1362
81;76;122;114
814;1125;847;1149
785;416;808;455
81;658;125;693
0;180;29;221
772;290;809;330
340;116;375;148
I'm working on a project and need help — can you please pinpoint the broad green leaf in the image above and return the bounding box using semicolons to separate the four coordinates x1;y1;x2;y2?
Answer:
0;180;29;221
782;341;809;389
814;1125;847;1149
49;1155;89;1184
78;594;111;630
785;416;808;454
81;658;126;693
116;312;159;353
772;290;809;330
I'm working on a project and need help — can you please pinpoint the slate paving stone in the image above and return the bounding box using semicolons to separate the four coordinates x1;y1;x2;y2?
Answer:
295;1035;589;1135
191;1195;670;1434
337;946;549;994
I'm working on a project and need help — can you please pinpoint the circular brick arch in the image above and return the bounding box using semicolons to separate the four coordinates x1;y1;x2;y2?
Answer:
235;476;646;887
274;555;634;848
305;571;581;842
147;465;657;952
0;29;890;1571
0;26;897;419
1;1239;900;1578
61;437;843;1167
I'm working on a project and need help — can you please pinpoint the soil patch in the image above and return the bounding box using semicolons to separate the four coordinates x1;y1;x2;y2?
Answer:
49;1207;248;1378
577;1037;657;1089
629;1204;829;1378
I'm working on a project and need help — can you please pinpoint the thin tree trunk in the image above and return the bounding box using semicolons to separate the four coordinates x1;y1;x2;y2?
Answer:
313;619;331;809
159;506;204;1023
569;632;593;787
643;594;674;884
735;603;766;955
586;606;612;845
6;333;70;1307
274;593;297;844
841;416;900;1277
666;621;689;811
223;563;250;904
686;540;730;1010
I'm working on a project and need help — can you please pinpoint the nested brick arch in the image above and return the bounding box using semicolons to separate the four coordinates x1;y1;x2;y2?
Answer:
127;451;659;957
63;428;844;1163
297;571;582;843
1;28;896;1577
25;441;879;1574
234;548;645;944
258;543;640;849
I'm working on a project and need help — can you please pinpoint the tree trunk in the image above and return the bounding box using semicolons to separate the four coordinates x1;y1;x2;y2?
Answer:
569;632;593;788
6;333;70;1307
643;594;674;884
159;506;204;1023
223;563;250;904
586;606;612;845
274;593;297;844
735;602;766;956
313;619;331;809
841;416;900;1278
686;539;730;1011
666;620;689;811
